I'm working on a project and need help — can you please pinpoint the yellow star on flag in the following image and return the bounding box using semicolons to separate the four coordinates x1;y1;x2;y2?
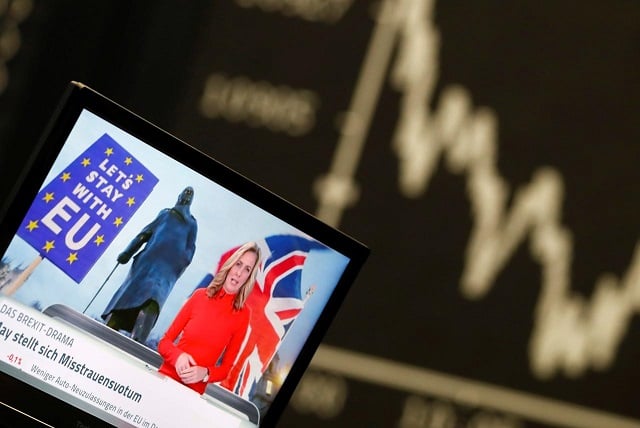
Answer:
105;147;114;156
66;253;78;264
26;220;39;231
114;217;124;227
42;241;55;253
43;192;55;203
135;174;144;183
126;197;136;207
60;172;71;182
81;158;91;167
124;157;133;165
94;235;105;246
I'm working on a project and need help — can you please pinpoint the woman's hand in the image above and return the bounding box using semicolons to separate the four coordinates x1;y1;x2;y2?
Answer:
178;364;208;384
175;352;195;375
174;352;208;384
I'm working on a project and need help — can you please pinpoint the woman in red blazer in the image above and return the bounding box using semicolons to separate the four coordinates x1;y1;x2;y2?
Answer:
158;241;262;393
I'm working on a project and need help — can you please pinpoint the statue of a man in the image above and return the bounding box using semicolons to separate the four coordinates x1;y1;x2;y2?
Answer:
102;186;198;343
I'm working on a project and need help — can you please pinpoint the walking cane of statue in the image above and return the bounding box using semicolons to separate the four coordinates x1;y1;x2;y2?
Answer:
2;255;43;296
83;262;119;314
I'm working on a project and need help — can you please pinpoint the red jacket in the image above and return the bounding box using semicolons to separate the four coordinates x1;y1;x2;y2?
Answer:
158;288;250;393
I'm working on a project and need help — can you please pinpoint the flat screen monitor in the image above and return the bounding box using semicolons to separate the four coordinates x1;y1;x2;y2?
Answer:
0;82;368;427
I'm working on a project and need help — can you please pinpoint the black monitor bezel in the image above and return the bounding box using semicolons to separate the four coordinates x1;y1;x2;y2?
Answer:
0;81;369;428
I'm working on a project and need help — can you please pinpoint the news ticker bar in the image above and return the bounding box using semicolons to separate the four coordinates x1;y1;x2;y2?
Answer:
0;296;253;428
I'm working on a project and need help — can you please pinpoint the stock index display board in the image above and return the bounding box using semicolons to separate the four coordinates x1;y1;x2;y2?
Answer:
1;1;640;427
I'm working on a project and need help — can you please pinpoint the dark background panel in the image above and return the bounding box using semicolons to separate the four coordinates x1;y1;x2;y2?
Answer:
282;368;549;428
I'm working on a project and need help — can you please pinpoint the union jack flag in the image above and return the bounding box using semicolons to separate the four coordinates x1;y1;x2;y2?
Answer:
216;234;327;398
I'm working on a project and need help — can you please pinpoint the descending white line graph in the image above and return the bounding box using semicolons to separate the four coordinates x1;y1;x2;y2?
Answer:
314;0;640;385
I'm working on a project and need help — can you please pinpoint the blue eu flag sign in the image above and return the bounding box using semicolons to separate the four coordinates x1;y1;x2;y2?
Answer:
16;133;159;283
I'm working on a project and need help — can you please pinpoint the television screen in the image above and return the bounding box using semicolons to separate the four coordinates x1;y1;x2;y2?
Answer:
0;82;368;427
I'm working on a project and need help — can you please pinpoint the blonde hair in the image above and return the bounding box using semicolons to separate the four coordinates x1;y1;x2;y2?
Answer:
206;242;261;310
